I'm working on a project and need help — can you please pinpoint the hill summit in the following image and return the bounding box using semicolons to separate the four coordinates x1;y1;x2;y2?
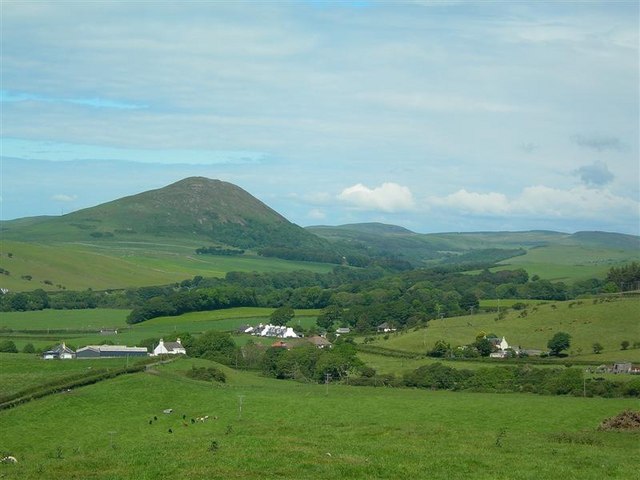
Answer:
1;177;328;251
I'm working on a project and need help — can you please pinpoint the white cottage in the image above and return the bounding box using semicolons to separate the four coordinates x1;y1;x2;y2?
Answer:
153;338;186;356
489;337;512;358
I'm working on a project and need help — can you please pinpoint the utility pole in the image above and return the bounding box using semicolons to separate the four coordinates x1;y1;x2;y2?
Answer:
108;431;117;449
238;395;245;421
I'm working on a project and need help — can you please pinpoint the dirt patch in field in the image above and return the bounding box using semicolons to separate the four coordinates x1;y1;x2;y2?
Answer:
598;410;640;431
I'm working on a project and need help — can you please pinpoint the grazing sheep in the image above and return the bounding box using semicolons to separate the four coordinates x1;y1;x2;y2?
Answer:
168;429;173;434
149;420;153;425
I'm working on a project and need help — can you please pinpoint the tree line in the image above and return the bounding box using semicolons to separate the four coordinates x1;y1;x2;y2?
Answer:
1;263;637;333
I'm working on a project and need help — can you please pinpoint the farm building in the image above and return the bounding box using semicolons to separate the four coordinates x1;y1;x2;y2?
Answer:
42;343;75;360
76;345;148;358
489;337;512;358
152;338;187;356
253;324;299;338
377;322;396;333
611;363;632;374
336;327;350;335
307;336;332;349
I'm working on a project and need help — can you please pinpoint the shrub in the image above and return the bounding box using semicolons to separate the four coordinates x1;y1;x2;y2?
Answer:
0;340;18;353
185;366;226;383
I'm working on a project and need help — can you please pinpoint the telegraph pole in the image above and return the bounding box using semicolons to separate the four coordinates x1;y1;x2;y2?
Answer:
238;395;245;421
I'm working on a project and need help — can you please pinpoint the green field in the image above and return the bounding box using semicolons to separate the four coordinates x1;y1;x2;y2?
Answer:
0;353;135;399
0;307;320;351
368;297;640;362
0;357;637;479
493;245;638;282
0;240;334;291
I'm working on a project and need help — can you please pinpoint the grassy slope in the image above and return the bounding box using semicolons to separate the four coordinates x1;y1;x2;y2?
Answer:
368;297;640;362
0;239;333;291
493;245;639;282
0;352;134;398
0;358;637;479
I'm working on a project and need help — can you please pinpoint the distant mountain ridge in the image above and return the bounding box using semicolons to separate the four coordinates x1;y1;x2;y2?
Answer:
2;177;638;271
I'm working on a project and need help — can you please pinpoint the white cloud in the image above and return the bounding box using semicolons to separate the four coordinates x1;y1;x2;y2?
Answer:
428;185;639;221
428;189;510;215
51;194;77;202
307;208;326;220
338;182;415;212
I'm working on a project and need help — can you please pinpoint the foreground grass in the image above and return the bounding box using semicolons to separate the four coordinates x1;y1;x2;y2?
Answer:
0;358;638;479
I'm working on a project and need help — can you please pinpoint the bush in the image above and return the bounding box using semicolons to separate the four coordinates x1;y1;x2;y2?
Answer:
185;366;226;383
0;340;18;353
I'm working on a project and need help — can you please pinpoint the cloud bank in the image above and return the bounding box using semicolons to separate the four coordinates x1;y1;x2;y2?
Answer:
428;185;639;221
338;183;415;212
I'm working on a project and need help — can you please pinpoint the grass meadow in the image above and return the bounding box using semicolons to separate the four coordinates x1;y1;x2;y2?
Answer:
0;353;134;399
0;240;333;291
0;357;638;480
369;297;640;363
493;244;638;282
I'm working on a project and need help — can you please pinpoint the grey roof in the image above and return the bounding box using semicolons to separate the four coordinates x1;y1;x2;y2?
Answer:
47;344;75;354
79;345;147;353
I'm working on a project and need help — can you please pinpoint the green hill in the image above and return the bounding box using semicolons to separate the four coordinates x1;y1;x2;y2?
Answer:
308;224;639;281
368;297;640;362
1;177;328;252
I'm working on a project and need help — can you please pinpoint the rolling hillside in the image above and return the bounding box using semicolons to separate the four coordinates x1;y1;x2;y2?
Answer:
308;223;639;281
1;177;328;251
1;180;638;291
367;297;640;362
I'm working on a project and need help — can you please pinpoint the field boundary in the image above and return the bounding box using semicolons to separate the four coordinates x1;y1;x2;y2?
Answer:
0;358;177;411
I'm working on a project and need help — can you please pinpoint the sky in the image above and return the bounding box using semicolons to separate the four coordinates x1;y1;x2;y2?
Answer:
1;0;639;235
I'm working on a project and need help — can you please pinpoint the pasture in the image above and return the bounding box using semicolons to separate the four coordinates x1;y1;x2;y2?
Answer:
369;297;640;362
0;240;333;291
493;244;638;282
0;357;637;479
0;353;134;399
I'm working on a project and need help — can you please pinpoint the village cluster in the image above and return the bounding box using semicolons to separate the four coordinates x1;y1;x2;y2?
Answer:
39;326;640;375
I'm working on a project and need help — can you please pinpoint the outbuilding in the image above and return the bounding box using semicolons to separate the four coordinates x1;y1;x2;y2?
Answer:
42;342;75;360
76;345;148;358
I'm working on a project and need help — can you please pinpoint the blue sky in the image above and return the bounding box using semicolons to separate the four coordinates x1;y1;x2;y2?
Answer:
1;0;638;234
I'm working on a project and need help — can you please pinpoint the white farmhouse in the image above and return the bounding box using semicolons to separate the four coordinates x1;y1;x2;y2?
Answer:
153;338;187;356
